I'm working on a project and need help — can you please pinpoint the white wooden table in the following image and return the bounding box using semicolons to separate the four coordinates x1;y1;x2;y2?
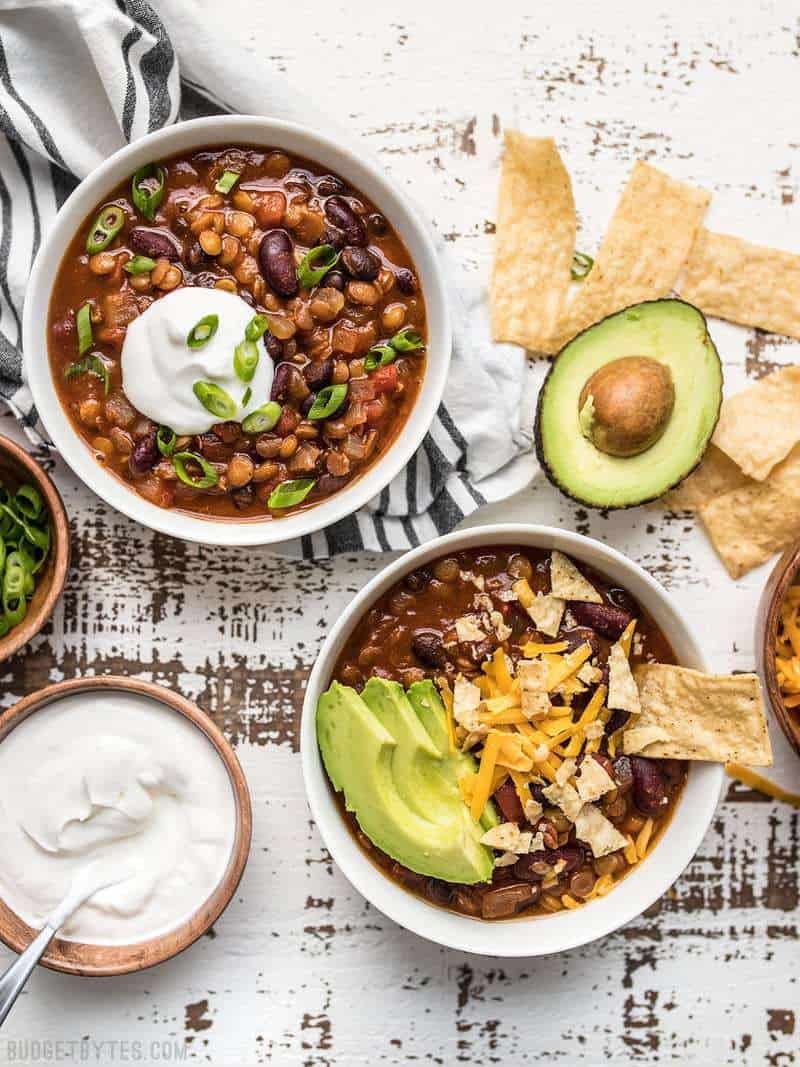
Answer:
2;1;799;1062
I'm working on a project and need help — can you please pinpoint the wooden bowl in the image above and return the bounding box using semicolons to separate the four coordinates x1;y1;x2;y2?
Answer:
756;539;800;757
0;676;252;976
0;434;69;664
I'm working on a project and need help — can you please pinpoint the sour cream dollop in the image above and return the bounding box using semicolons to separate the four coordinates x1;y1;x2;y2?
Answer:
0;691;236;945
121;287;274;435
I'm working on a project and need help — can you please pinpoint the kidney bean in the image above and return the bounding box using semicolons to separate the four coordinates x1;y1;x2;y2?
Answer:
303;358;333;390
395;267;418;294
562;625;600;657
265;333;283;361
480;882;539;920
570;601;632;640
324;196;367;246
341;245;380;281
128;429;159;475
515;844;585;881
258;230;298;297
493;780;525;824
320;226;346;251
612;755;635;795
129;227;180;261
270;362;294;402
630;756;669;816
317;174;345;197
411;629;447;668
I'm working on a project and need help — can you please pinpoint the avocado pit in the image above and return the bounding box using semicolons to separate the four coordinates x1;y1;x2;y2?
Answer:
578;356;675;458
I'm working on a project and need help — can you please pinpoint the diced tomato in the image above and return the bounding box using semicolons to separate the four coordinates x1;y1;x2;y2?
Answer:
364;398;386;426
371;364;398;394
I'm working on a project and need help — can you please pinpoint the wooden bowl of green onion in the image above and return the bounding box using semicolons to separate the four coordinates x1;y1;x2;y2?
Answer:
0;434;69;664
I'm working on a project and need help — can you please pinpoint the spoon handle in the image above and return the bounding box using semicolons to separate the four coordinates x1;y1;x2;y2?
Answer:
0;924;57;1027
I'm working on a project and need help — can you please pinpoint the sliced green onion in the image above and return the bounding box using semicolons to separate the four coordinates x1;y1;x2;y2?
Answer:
76;302;93;355
241;402;281;434
297;244;340;289
389;326;424;352
64;354;110;395
131;163;166;220
364;344;396;372
124;255;156;275
0;475;50;637
172;451;219;489
14;485;43;522
241;386;252;407
156;427;176;457
187;314;219;348
268;478;316;509
193;381;237;420
307;384;348;421
234;339;259;383
571;251;594;281
215;169;240;195
85;205;125;255
245;314;269;342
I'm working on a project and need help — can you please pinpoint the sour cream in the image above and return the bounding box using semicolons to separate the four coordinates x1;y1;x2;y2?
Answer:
121;287;274;435
0;691;236;945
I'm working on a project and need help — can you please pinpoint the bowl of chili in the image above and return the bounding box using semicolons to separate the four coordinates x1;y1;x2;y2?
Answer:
24;115;450;546
301;524;723;956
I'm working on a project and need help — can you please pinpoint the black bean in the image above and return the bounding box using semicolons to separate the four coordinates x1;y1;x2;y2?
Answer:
128;430;158;475
129;227;180;261
303;358;333;390
368;212;387;235
231;485;255;510
630;756;669;816
187;242;210;270
411;629;447;668
395;267;418;294
324;196;367;246
258;230;298;297
265;333;283;361
270;362;295;402
607;587;640;616
341;245;380;281
570;601;632;640
191;271;219;289
404;568;430;592
324;269;346;291
317;174;345;197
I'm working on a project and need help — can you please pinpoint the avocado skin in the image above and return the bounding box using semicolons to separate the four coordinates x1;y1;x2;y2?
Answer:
317;678;495;885
534;298;723;510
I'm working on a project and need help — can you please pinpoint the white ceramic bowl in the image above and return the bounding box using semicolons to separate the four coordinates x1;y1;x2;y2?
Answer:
24;115;451;546
301;524;723;956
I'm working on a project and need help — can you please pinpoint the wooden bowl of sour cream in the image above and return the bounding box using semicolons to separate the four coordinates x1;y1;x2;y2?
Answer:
0;676;252;976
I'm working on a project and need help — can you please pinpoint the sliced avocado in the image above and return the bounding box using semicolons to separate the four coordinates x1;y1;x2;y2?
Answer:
535;299;723;508
406;680;499;831
317;680;494;884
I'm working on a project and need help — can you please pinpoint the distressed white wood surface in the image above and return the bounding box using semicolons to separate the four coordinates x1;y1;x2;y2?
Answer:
2;0;800;1062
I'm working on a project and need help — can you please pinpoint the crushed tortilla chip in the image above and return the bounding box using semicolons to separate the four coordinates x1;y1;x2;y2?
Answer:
575;756;617;803
455;615;487;643
452;676;484;734
660;443;753;512
518;659;550;719
549;550;602;603
494;850;519;867
681;228;800;340
542;780;582;821
699;442;800;578
524;798;544;824
480;821;532;854
711;366;800;481
490;132;576;353
624;664;772;766
555;756;577;786
607;641;641;713
550;161;710;351
577;662;603;685
574;804;629;858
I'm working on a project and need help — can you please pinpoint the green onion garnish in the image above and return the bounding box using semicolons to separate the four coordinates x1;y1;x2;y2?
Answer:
389;326;424;352
245;314;269;342
124;255;156;275
85;205;125;255
156;427;177;457
76;302;93;355
0;476;51;636
215;170;240;195
364;344;396;372
193;381;237;420
571;251;594;281
172;451;219;489
307;384;348;421
242;386;252;407
297;244;340;289
131;163;166;220
234;339;259;383
64;354;110;395
267;478;316;509
241;402;282;434
187;314;219;349
14;485;43;522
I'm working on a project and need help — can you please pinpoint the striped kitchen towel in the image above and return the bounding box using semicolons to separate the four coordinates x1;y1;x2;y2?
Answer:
0;0;534;557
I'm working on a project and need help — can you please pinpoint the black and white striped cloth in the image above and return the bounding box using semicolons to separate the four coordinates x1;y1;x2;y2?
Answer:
0;0;534;556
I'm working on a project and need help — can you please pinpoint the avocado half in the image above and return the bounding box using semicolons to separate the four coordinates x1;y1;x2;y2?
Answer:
534;298;723;509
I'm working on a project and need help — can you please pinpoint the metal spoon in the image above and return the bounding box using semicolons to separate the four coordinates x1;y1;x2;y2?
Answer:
0;866;129;1026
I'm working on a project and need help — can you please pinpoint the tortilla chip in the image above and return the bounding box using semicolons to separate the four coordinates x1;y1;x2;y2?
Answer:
607;641;641;713
518;659;550;719
575;756;617;803
527;593;566;638
550;161;710;351
700;443;800;578
455;616;487;643
711;366;800;481
681;228;800;340
624;664;772;766
549;550;602;603
659;444;753;512
574;804;628;858
555;756;577;786
490;132;576;352
542;781;583;821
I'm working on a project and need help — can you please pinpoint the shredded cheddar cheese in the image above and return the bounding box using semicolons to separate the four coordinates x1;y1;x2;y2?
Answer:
776;583;800;708
471;730;502;821
725;763;800;808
